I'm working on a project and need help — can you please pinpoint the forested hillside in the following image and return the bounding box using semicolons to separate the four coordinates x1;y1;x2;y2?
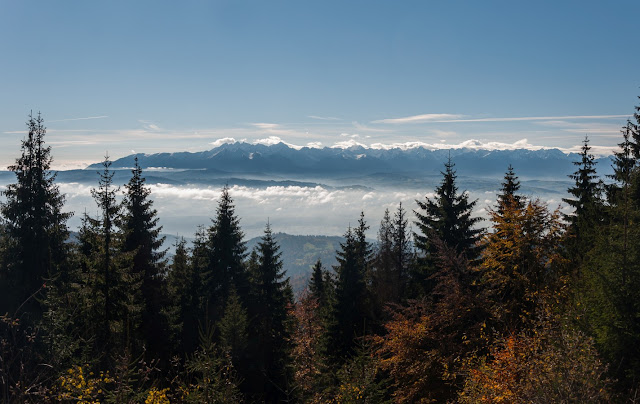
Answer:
1;100;640;403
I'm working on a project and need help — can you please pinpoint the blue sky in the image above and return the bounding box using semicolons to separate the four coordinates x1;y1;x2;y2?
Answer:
1;1;639;169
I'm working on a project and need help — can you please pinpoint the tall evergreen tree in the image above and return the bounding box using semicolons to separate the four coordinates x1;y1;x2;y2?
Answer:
562;136;603;262
414;158;482;260
121;157;168;358
606;123;636;206
354;212;373;273
247;222;294;402
497;164;524;213
308;259;329;309
580;123;640;389
205;186;247;321
392;202;412;299
328;219;370;362
563;136;602;226
372;205;411;310
90;155;139;359
174;227;207;354
0;112;71;318
412;158;482;296
371;209;395;307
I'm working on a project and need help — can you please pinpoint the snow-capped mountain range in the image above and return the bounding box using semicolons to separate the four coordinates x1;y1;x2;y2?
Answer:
88;142;614;179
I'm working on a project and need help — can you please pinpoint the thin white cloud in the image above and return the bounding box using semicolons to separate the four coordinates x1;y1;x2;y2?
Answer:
374;113;628;124
308;115;342;121
252;123;280;130
48;115;109;123
306;142;323;148
139;120;161;131
562;128;622;134
373;113;464;124
535;119;623;134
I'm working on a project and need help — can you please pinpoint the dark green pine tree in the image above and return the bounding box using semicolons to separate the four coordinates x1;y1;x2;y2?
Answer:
579;123;640;390
309;259;329;310
90;155;139;359
172;227;207;354
329;220;370;363
354;211;373;280
562;136;603;259
630;95;640;159
371;209;396;314
167;237;191;350
373;203;413;307
121;157;169;359
205;186;247;321
0;112;72;319
606;122;636;206
247;223;294;402
497;164;524;213
412;158;482;297
392;202;412;300
414;158;483;260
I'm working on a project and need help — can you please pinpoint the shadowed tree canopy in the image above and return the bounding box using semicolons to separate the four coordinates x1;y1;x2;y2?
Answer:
204;186;248;320
0;112;72;318
122;157;168;359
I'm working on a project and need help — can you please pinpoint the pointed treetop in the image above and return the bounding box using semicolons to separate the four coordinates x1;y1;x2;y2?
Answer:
497;164;523;212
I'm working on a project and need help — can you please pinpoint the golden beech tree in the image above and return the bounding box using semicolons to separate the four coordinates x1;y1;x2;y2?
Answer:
479;198;567;333
459;312;611;403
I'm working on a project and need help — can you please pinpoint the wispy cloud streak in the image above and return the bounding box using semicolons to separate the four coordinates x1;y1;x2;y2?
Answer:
373;113;463;124
374;114;628;124
308;115;342;121
49;115;109;123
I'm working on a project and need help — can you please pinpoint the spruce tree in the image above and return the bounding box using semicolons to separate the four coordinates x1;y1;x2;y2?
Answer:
414;158;482;260
205;186;247;321
371;208;401;314
329;223;369;362
0;112;71;318
308;259;328;309
497;164;524;213
580;123;640;389
247;223;294;402
392;202;412;299
177;227;207;354
167;237;192;350
121;157;168;359
562;136;603;262
606;122;636;206
90;155;139;359
412;158;482;296
563;137;602;226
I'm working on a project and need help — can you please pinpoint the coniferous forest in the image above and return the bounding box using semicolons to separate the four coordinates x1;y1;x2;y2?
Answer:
2;99;640;403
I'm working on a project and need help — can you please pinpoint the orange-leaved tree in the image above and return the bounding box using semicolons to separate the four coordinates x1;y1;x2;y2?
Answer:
374;239;489;403
479;197;567;333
